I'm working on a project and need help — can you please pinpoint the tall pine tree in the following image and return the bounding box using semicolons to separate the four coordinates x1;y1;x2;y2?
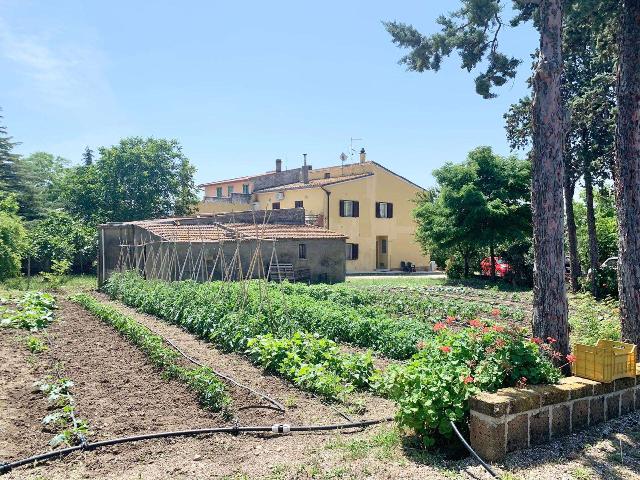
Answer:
385;0;570;355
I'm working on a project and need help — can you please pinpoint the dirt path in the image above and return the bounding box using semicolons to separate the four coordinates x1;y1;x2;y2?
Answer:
0;329;51;459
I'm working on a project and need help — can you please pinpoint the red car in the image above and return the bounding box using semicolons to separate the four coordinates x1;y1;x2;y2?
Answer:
481;257;511;277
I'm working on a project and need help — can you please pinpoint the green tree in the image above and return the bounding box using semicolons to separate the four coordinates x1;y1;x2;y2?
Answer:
18;151;70;218
504;1;618;296
574;189;618;271
0;194;26;280
385;0;570;356
415;147;531;281
82;146;94;166
27;210;96;274
59;137;198;223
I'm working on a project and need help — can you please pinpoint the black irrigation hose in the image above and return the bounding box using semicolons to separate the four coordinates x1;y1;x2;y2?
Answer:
146;323;287;413
449;421;498;479
0;418;393;475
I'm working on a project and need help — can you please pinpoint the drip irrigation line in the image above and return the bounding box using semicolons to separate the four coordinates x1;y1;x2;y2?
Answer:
449;421;498;479
0;418;393;475
147;324;286;413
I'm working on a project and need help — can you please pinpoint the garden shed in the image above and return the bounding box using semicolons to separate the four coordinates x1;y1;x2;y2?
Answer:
97;210;347;286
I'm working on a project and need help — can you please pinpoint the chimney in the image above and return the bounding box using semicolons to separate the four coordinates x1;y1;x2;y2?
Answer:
302;153;309;184
359;148;366;163
275;158;282;173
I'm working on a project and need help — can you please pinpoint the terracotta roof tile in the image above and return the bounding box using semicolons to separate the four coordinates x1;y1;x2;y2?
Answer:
141;222;346;242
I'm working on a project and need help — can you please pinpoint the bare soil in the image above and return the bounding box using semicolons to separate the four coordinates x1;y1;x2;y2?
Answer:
1;295;639;479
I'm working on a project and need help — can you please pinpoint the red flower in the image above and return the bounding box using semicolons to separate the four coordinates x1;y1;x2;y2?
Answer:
495;338;506;348
483;326;491;334
566;354;577;363
547;337;557;344
531;337;543;345
491;308;501;317
439;346;451;353
552;350;562;360
433;322;447;332
463;375;475;384
516;376;528;388
446;316;456;324
469;319;483;328
493;325;505;333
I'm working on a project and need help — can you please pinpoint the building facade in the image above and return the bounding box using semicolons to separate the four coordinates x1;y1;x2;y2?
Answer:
98;211;347;286
198;152;430;272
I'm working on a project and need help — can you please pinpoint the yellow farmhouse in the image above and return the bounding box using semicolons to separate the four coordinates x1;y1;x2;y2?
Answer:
198;150;430;273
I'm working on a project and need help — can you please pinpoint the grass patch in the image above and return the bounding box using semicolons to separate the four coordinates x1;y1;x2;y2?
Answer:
569;293;620;346
325;426;402;461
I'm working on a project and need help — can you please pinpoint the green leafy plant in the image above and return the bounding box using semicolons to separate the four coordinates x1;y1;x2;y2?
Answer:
377;320;560;446
25;335;48;353
37;377;90;447
247;332;375;401
0;291;56;331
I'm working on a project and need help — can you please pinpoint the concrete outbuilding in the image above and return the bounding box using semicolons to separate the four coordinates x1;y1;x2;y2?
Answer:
97;209;347;287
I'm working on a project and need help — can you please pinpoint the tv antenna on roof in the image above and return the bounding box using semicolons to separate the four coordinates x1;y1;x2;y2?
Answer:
349;137;363;164
339;152;348;174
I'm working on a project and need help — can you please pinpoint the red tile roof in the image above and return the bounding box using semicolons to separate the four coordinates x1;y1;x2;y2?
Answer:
140;222;346;242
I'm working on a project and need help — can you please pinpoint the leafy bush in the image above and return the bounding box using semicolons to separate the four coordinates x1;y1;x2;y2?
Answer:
27;210;96;274
444;257;467;279
247;332;375;400
72;294;229;412
0;194;27;281
377;319;560;446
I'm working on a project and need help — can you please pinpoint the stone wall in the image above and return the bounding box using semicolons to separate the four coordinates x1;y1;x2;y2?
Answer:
252;166;308;191
469;367;640;461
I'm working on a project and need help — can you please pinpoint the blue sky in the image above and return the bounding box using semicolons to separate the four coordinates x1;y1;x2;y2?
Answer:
0;1;537;190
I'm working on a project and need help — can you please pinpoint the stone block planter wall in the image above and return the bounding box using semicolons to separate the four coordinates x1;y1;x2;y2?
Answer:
469;365;640;461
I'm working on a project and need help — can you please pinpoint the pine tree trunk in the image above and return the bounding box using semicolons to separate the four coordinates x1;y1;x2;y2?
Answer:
615;0;640;353
584;168;600;298
490;244;496;282
531;0;570;356
564;175;580;293
464;255;470;278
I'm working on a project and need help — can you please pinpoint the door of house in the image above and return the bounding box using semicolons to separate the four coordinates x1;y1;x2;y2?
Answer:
376;236;388;269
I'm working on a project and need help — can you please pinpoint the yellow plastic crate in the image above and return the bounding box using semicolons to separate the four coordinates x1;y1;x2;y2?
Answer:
572;340;636;383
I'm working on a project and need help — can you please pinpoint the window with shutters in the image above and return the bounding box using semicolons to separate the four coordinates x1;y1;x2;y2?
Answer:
346;243;359;260
216;187;223;197
376;202;393;218
294;200;304;208
272;202;280;210
227;185;234;196
242;184;250;194
298;243;307;259
339;200;359;217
